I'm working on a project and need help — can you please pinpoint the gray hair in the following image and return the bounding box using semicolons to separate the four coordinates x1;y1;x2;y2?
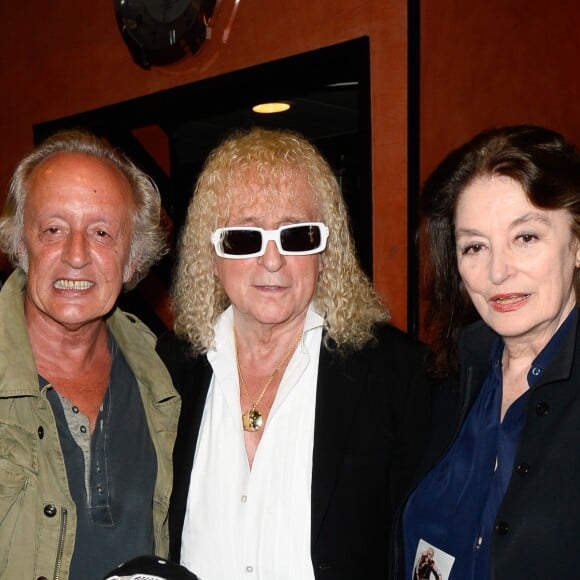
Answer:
0;129;168;290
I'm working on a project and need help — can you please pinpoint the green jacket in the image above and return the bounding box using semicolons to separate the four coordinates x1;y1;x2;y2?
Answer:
0;269;180;579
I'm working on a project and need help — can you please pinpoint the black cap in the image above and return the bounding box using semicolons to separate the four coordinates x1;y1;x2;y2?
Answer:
102;555;200;580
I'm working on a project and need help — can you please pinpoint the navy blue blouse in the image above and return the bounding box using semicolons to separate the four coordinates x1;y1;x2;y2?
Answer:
403;309;577;580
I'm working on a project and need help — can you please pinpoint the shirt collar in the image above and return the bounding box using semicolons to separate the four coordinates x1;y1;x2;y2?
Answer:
488;307;578;388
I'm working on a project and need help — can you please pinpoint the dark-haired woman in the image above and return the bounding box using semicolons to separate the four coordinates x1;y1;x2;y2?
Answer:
394;125;580;580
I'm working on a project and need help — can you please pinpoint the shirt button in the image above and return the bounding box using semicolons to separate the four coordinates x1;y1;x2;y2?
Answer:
72;406;80;413
241;495;247;503
516;463;530;476
495;520;509;535
37;426;44;439
80;425;87;434
535;402;549;416
245;565;254;573
531;367;541;376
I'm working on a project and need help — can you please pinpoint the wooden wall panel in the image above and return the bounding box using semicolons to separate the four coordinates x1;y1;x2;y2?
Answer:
421;0;580;182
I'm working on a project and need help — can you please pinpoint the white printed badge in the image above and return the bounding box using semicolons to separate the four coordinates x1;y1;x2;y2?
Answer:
411;539;455;580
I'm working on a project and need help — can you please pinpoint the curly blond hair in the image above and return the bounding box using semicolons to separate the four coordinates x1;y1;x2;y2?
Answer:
0;129;167;290
173;127;388;354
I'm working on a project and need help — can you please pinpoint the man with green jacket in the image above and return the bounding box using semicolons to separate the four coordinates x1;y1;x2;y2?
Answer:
0;130;180;579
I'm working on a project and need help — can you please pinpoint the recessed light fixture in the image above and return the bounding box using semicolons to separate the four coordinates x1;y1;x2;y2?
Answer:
252;102;291;114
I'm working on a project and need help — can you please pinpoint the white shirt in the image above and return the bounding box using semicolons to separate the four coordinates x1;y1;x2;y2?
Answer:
181;305;324;580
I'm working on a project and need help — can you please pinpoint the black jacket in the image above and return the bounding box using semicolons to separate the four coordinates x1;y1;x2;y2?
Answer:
157;324;432;580
392;315;580;580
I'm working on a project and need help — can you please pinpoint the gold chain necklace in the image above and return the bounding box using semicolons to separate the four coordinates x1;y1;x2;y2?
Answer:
234;328;303;432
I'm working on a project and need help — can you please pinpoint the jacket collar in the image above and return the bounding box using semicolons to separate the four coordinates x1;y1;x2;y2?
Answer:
310;342;368;546
0;269;40;396
533;307;579;388
106;308;176;403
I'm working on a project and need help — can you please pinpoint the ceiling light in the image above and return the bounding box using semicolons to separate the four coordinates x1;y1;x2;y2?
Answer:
252;102;291;114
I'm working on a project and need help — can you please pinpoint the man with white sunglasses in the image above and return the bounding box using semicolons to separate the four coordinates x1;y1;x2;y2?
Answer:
157;127;432;580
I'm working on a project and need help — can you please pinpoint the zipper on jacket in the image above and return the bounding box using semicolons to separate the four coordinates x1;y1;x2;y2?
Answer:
53;507;68;580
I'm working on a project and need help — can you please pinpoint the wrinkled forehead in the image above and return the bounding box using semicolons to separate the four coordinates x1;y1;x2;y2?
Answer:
27;152;136;206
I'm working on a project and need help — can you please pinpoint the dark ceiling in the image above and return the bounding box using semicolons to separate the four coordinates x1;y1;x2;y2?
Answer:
171;83;360;167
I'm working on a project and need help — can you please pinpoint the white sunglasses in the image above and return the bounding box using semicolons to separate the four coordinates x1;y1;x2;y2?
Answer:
211;222;329;259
